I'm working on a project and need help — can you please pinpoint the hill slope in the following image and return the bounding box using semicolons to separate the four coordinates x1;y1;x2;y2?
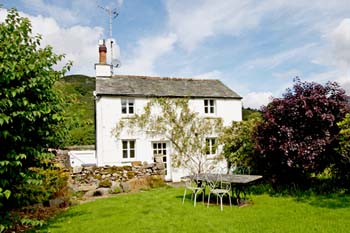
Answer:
55;74;95;146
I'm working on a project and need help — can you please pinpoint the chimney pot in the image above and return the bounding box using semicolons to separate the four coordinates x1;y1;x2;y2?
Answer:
99;40;107;64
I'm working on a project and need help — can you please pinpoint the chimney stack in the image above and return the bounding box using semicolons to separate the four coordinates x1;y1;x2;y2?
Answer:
95;39;112;77
99;39;107;64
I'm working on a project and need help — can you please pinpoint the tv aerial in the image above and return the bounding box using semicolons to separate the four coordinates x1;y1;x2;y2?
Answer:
98;4;121;68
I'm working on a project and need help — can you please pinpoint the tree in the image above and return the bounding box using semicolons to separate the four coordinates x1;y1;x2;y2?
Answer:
114;98;223;174
0;8;71;210
220;112;261;173
254;78;349;184
334;113;350;184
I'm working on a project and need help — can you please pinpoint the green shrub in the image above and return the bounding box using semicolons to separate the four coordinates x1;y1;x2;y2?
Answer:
13;166;70;206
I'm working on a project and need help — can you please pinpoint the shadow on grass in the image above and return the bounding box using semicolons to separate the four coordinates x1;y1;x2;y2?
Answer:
294;193;350;209
250;183;350;209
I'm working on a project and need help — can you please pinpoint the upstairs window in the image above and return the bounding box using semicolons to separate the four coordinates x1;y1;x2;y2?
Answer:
205;138;217;155
121;99;134;115
204;99;215;114
122;140;135;159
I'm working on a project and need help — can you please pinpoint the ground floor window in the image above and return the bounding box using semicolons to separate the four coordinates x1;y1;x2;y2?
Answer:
205;138;217;155
122;140;135;159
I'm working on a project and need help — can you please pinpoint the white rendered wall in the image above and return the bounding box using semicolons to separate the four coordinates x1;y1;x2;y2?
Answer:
96;96;242;181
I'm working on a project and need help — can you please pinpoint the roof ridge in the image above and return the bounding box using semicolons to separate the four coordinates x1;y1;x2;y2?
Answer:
112;75;219;82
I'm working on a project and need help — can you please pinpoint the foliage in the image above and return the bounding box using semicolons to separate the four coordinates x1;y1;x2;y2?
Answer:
55;75;95;146
337;113;350;162
114;98;223;174
334;113;350;185
14;165;70;206
0;8;71;212
242;107;262;121
254;78;350;184
38;187;350;233
220;112;261;172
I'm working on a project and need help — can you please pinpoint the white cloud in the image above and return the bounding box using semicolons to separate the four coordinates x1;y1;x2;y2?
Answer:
329;18;350;69
0;9;104;75
166;0;350;51
242;43;316;70
21;0;80;26
166;0;264;51
243;91;273;109
117;33;177;75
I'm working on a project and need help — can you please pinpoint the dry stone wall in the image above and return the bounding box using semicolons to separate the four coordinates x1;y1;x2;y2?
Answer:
70;160;166;199
52;148;166;200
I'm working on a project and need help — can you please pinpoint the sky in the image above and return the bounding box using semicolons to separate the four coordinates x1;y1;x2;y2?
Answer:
1;0;350;109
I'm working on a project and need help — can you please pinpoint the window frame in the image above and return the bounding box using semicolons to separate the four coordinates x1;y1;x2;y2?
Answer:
121;98;135;115
121;140;136;160
204;99;216;115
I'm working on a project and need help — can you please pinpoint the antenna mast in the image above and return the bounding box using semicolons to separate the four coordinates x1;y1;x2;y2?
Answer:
98;5;119;64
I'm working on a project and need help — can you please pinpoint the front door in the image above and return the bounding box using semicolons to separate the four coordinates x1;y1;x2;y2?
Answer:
152;142;171;181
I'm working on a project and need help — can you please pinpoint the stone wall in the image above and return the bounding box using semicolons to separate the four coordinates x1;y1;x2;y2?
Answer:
70;160;166;199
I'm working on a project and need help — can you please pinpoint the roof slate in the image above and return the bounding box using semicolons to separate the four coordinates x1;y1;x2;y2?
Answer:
95;75;242;99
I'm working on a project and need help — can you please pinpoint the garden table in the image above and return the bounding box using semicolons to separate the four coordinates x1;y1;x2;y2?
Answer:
183;173;263;206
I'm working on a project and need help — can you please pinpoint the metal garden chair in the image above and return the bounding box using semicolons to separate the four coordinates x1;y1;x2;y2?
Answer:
182;175;205;207
206;173;232;211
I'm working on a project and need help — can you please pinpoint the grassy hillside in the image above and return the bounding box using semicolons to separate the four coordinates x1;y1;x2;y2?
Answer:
55;74;95;146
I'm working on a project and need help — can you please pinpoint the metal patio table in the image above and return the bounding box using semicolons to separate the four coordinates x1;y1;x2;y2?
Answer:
183;173;263;206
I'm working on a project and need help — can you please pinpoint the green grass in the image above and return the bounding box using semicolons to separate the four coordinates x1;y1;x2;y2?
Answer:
38;187;350;233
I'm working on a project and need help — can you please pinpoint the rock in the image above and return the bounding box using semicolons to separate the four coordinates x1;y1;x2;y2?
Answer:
144;163;153;169
154;156;163;163
120;182;130;192
49;197;69;208
95;187;110;196
72;166;82;174
155;163;165;170
78;184;97;192
131;161;142;167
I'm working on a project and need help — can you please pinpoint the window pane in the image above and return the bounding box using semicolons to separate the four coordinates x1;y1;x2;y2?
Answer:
129;140;135;149
204;106;208;113
129;106;134;114
210;100;214;106
122;106;127;114
122;141;127;149
204;99;208;106
130;149;135;158
210;106;215;113
122;150;128;158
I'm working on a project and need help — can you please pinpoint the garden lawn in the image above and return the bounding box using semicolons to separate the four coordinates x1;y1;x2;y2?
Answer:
38;186;350;233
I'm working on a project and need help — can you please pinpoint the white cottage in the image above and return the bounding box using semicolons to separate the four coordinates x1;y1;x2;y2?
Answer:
94;41;242;182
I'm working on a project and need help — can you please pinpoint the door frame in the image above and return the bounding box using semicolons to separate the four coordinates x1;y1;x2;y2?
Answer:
152;141;172;181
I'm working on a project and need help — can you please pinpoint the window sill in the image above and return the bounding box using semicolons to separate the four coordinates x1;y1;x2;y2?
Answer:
121;115;136;119
204;116;219;119
121;159;136;163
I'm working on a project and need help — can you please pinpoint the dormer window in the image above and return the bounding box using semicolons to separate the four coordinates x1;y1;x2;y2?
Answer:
204;99;215;114
121;99;134;115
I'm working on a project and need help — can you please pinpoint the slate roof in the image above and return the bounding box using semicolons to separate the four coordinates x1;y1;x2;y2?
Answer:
95;75;242;99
